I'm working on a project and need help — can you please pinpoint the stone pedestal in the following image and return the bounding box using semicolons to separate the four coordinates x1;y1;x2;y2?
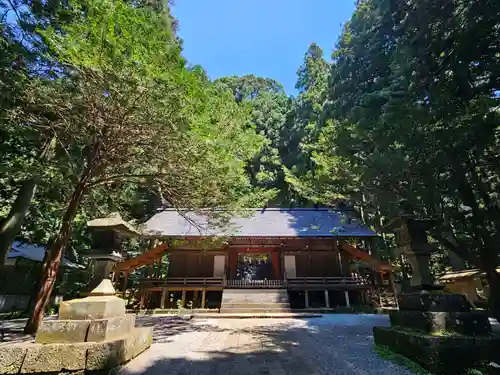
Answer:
0;279;152;374
374;292;499;374
375;206;500;374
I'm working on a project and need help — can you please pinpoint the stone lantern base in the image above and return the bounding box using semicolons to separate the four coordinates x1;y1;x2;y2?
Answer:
0;280;152;374
374;291;500;374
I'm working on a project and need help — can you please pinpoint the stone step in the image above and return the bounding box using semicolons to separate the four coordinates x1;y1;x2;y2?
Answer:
222;298;290;303
220;288;291;314
219;308;292;314
223;289;288;294
222;299;288;304
222;296;289;300
220;303;291;309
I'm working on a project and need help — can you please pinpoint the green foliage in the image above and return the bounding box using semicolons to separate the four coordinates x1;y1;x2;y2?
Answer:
2;0;499;322
375;345;431;375
215;75;289;202
283;44;332;205
275;1;500;304
0;0;269;304
326;0;500;264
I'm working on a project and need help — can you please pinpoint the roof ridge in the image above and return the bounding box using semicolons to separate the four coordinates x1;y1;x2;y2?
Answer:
157;207;337;212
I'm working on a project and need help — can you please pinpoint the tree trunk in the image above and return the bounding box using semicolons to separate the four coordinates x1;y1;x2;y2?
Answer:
0;138;56;266
24;177;88;334
0;179;37;265
485;269;500;323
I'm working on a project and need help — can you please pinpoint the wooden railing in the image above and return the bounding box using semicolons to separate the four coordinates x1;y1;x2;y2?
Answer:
139;276;371;290
225;279;285;288
140;277;224;289
286;276;370;287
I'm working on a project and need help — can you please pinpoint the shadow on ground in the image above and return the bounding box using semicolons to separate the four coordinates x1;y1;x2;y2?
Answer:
137;315;233;344
0;318;34;345
125;315;411;375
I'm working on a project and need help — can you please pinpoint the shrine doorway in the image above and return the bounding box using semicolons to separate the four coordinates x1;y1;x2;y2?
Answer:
236;253;274;280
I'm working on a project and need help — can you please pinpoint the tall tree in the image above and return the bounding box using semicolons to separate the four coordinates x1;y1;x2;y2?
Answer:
7;0;267;333
283;43;331;205
308;0;500;319
215;75;290;203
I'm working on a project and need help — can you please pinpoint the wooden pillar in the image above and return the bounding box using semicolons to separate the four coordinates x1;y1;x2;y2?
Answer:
160;288;168;309
344;290;350;308
308;251;312;275
338;250;344;276
324;289;330;308
193;290;199;308
181;290;186;308
271;250;279;280
378;271;384;307
122;271;129;298
158;256;163;278
305;289;310;309
147;263;153;278
140;290;146;309
228;251;237;279
201;289;206;309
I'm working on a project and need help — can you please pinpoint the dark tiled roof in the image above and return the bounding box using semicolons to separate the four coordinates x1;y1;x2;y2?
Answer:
143;208;376;238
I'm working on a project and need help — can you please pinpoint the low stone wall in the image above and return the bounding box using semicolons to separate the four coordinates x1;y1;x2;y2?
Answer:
0;295;30;313
374;326;500;375
0;279;153;374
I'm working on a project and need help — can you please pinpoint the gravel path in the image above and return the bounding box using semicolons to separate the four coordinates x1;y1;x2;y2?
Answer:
2;315;498;374
122;314;415;375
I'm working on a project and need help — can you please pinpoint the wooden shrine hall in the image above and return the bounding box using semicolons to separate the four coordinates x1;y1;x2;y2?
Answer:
105;208;393;312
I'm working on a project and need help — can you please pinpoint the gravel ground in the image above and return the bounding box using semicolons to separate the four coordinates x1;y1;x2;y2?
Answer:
121;314;415;375
0;314;415;374
2;315;498;374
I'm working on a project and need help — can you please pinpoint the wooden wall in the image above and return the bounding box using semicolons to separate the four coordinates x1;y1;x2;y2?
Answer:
168;252;215;277
294;251;345;277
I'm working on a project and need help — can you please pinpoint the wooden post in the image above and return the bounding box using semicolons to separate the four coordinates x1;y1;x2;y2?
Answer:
201;289;206;309
161;288;167;309
305;289;310;309
338;251;344;276
378;271;384;307
140;290;146;309
344;290;350;308
158;255;163;278
193;290;199;308
181;290;186;308
122;271;128;298
324;289;330;308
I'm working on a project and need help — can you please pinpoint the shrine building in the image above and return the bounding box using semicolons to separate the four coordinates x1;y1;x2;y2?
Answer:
107;208;393;312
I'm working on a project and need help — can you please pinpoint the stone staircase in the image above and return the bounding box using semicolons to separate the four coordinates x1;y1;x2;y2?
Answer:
220;288;291;313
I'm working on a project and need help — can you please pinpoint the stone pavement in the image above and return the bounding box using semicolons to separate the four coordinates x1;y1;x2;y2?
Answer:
120;315;415;375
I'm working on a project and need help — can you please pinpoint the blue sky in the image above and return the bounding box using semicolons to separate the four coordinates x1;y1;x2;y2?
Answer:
171;1;356;95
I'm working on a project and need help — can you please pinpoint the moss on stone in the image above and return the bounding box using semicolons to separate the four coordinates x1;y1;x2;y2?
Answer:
375;345;431;375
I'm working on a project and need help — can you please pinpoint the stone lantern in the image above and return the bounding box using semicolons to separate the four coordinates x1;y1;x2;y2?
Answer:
373;201;499;374
0;279;152;373
86;213;140;292
383;201;439;290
